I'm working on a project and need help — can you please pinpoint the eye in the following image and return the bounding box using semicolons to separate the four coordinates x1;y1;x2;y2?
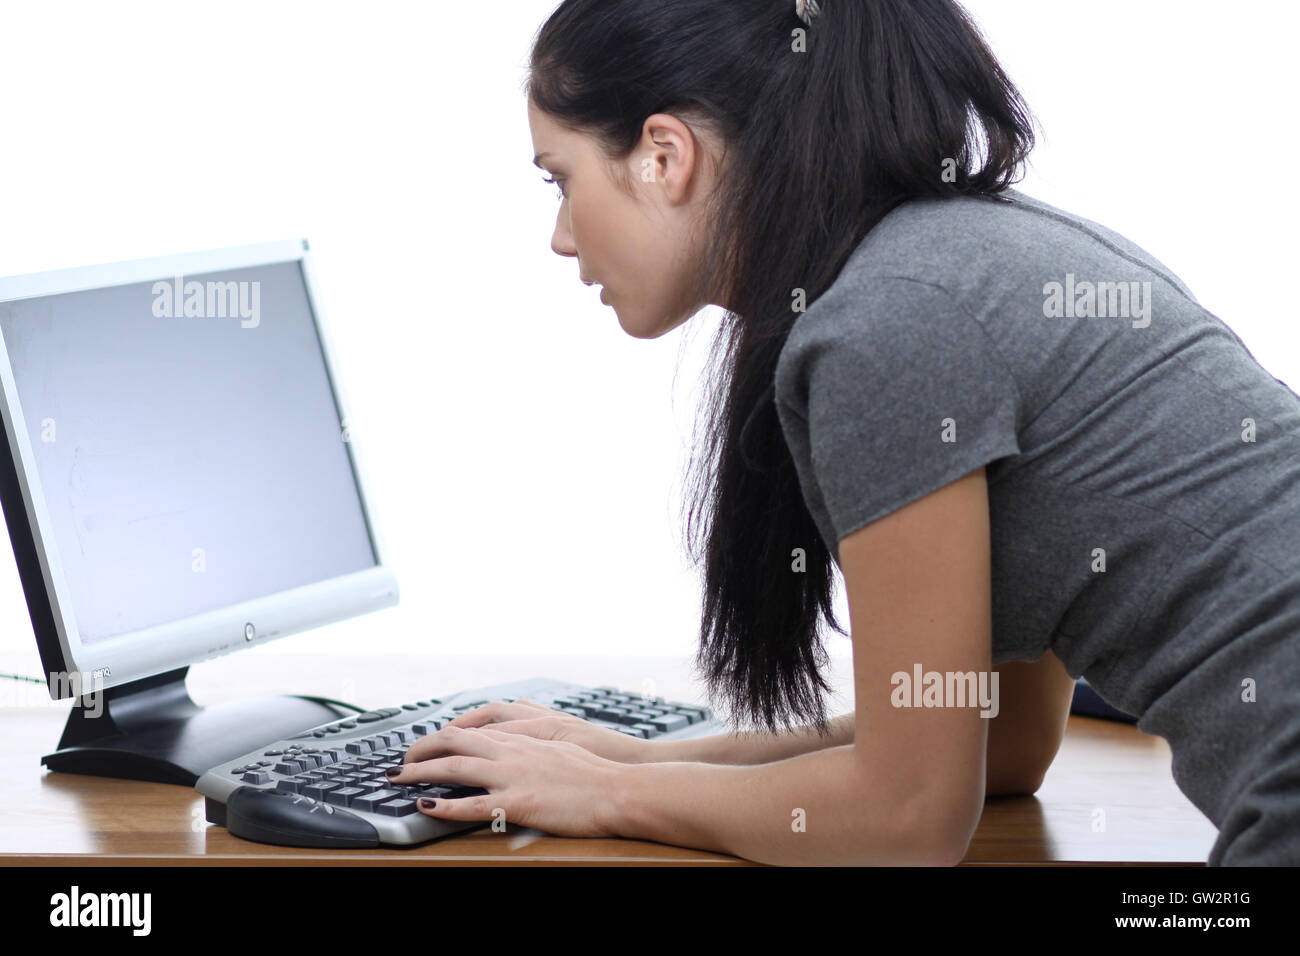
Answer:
542;176;567;200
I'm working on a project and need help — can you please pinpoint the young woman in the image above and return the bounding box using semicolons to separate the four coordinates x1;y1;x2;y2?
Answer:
388;0;1300;866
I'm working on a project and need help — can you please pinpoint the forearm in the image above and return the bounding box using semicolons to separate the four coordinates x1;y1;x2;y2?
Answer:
607;743;963;866
637;711;855;765
636;706;1042;799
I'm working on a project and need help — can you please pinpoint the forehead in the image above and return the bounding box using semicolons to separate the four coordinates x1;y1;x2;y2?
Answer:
528;103;579;161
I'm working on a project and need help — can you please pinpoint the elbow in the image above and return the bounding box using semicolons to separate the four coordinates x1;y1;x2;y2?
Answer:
988;766;1048;798
921;815;979;867
887;820;974;867
877;785;982;867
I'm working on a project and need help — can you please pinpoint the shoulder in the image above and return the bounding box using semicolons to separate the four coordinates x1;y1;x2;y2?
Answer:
775;268;1003;424
775;187;1193;409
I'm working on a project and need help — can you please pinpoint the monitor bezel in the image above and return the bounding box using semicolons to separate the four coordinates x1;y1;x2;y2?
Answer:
0;240;399;698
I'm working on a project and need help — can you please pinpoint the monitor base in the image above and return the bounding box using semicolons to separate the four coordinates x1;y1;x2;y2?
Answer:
40;666;360;785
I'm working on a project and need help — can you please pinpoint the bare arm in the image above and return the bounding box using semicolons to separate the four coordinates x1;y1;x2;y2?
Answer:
638;711;856;765
608;468;996;865
983;650;1076;795
635;655;1076;797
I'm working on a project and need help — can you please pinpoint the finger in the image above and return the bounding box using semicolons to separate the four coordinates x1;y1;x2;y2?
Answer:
386;752;500;788
454;718;558;741
445;699;548;730
417;792;499;821
401;724;504;766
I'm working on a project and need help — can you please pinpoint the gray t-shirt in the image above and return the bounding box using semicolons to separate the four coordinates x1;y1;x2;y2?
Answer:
774;187;1300;856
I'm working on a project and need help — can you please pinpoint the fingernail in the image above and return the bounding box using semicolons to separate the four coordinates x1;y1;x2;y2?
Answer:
418;797;437;809
385;766;402;777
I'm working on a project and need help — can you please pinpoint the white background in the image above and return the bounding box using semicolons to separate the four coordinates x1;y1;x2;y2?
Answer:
0;0;1295;683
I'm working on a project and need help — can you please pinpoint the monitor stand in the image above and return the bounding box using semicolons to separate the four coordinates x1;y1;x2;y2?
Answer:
40;666;359;785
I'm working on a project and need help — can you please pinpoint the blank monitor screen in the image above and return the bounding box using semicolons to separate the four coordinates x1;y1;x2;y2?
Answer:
0;260;377;643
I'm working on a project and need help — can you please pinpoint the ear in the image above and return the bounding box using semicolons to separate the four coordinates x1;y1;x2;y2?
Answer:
636;112;699;203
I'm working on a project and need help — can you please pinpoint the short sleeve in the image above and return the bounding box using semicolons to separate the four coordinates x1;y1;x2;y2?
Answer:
781;276;1022;545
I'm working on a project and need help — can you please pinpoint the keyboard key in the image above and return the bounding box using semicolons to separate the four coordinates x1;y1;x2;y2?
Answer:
352;789;404;811
671;701;708;714
242;771;271;784
303;781;342;800
275;779;302;794
649;714;690;732
617;727;647;738
344;741;374;755
273;761;304;774
377;799;419;817
324;787;366;807
631;723;663;738
441;785;487;798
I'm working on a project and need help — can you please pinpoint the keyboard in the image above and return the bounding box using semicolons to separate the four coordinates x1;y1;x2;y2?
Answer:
196;677;727;848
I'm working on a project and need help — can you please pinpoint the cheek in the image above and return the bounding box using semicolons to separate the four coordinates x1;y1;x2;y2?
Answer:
571;189;636;265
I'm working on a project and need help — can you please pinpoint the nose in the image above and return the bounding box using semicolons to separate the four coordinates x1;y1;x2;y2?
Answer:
550;208;577;259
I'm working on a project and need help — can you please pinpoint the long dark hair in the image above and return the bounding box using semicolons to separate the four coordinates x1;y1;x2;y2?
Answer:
528;0;1036;734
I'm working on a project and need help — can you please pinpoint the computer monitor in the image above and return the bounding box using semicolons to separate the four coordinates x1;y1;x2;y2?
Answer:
0;240;398;783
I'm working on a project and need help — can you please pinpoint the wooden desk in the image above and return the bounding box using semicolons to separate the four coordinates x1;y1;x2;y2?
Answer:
0;653;1218;865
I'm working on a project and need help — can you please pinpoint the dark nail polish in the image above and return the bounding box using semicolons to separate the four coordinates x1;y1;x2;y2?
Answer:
418;797;437;809
385;765;402;777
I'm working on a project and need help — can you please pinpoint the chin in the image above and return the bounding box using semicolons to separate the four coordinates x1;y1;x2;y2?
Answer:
617;306;690;340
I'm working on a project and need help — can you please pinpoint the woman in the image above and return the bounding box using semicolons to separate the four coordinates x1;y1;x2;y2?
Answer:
388;0;1300;866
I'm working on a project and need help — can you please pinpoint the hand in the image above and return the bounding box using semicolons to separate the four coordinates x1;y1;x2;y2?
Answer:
387;725;626;837
430;698;654;763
